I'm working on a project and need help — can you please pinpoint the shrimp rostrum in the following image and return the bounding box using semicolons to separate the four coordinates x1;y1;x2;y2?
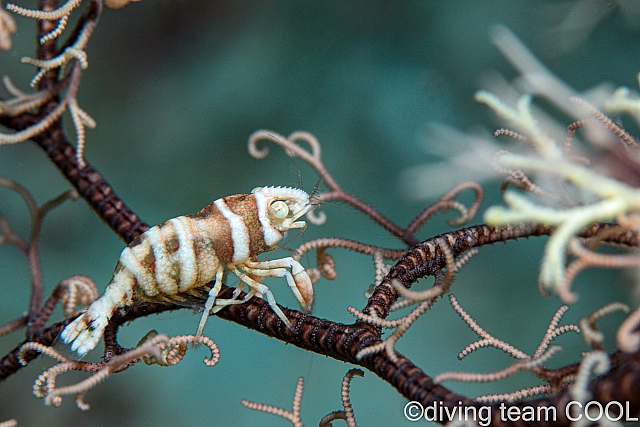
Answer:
61;186;314;355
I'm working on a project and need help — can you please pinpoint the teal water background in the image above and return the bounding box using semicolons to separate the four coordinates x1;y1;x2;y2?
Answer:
0;1;638;425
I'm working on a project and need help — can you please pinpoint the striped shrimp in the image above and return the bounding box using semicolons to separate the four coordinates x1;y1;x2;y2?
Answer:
61;186;314;355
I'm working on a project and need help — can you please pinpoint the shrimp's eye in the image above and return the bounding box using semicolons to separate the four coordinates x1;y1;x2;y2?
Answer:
269;200;289;219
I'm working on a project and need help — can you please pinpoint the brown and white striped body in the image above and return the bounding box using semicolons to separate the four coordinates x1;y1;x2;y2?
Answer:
61;187;314;355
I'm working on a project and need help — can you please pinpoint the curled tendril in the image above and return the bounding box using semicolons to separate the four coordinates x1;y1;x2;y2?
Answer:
58;275;98;317
617;306;640;353
249;130;322;164
579;302;629;350
406;181;484;234
316;247;337;280
139;330;220;367
305;208;327;225
250;130;442;246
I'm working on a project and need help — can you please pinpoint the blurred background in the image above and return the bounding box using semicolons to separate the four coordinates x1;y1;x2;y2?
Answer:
1;0;639;425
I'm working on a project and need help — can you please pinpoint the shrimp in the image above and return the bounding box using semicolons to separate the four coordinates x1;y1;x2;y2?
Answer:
61;186;314;355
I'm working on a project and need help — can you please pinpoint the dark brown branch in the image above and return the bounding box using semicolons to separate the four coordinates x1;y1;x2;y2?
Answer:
34;127;150;242
2;11;639;418
363;222;638;321
3;222;639;425
0;117;148;244
0;317;70;380
2;100;638;418
362;224;551;320
1;3;637;425
37;0;61;93
1;0;145;243
4;276;639;426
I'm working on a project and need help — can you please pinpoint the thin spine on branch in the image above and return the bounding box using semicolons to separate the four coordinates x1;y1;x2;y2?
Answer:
562;237;640;303
435;346;562;384
569;96;639;148
138;331;220;367
294;237;407;266
439;295;580;401
6;0;82;44
391;238;476;306
481;91;640;302
0;66;79;143
242;377;305;427
579;302;630;350
319;369;363;427
242;369;363;427
352;239;476;362
0;76;63;116
17;0;100;87
475;384;552;404
1;38;640;419
568;351;611;424
1;61;93;167
353;294;436;362
249;130;482;246
1;1;101;168
0;8;16;50
616;305;640;353
19;330;219;410
0;275;96;339
2;216;639;424
44;334;169;409
1;4;639;420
